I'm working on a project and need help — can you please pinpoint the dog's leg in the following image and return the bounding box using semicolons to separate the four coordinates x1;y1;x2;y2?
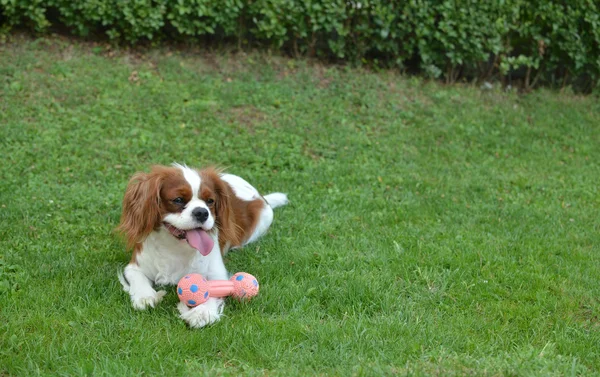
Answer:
178;297;225;328
119;264;166;310
178;251;228;328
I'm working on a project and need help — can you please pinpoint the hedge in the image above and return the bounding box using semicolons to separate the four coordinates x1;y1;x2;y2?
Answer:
1;0;599;90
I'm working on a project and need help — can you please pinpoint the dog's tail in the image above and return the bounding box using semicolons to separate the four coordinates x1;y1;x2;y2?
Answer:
264;193;289;209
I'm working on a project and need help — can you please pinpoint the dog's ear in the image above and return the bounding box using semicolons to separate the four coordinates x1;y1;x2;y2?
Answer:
117;168;164;250
204;169;240;250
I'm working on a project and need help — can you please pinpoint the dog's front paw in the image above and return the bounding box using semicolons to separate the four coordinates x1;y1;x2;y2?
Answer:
131;290;166;310
178;299;224;328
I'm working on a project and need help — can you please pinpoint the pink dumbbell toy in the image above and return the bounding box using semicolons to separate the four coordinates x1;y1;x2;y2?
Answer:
177;272;259;307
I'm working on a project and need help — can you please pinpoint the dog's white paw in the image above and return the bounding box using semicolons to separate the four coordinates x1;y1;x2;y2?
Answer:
178;299;224;328
131;290;166;310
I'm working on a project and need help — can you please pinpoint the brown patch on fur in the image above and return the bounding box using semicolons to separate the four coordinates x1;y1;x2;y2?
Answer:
117;165;189;250
199;168;265;254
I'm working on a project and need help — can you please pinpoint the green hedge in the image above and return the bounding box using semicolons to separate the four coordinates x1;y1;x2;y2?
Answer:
2;0;599;90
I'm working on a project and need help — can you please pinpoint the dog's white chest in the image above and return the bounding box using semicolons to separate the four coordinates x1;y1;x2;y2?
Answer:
139;230;214;285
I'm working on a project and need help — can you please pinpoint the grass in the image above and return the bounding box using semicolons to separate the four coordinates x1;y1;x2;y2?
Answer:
1;34;599;376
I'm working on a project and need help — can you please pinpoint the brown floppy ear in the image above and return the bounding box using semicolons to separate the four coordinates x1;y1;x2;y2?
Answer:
117;170;164;250
205;169;241;249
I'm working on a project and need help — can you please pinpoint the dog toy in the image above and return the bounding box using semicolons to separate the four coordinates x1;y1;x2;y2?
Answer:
177;272;259;307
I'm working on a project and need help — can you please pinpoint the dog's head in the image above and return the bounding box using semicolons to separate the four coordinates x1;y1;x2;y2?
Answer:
118;164;232;256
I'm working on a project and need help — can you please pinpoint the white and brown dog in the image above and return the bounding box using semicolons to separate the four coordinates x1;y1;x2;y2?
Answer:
117;163;288;328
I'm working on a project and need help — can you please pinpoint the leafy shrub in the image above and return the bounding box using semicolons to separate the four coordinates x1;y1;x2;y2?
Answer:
167;0;242;37
1;0;598;90
46;0;167;41
0;0;50;31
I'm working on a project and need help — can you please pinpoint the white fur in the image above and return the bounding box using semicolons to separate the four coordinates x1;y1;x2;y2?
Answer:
264;193;289;208
119;167;287;328
173;163;201;197
244;205;274;245
220;173;261;201
177;298;225;328
242;192;288;245
118;265;166;310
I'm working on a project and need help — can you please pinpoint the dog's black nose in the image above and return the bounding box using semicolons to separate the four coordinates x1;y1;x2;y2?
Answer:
192;207;209;223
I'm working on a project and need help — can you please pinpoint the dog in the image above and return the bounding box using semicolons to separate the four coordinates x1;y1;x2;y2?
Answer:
117;163;288;328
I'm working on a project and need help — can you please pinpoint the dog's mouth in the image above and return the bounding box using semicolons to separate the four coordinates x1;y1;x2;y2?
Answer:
163;223;214;256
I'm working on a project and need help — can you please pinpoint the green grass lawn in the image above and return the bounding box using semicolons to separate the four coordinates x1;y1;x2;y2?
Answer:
1;35;599;376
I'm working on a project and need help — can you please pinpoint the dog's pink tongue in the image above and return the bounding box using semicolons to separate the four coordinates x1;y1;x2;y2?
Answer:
185;229;214;256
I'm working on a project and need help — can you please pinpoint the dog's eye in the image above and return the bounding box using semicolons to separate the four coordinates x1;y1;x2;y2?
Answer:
172;197;185;205
206;198;215;206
